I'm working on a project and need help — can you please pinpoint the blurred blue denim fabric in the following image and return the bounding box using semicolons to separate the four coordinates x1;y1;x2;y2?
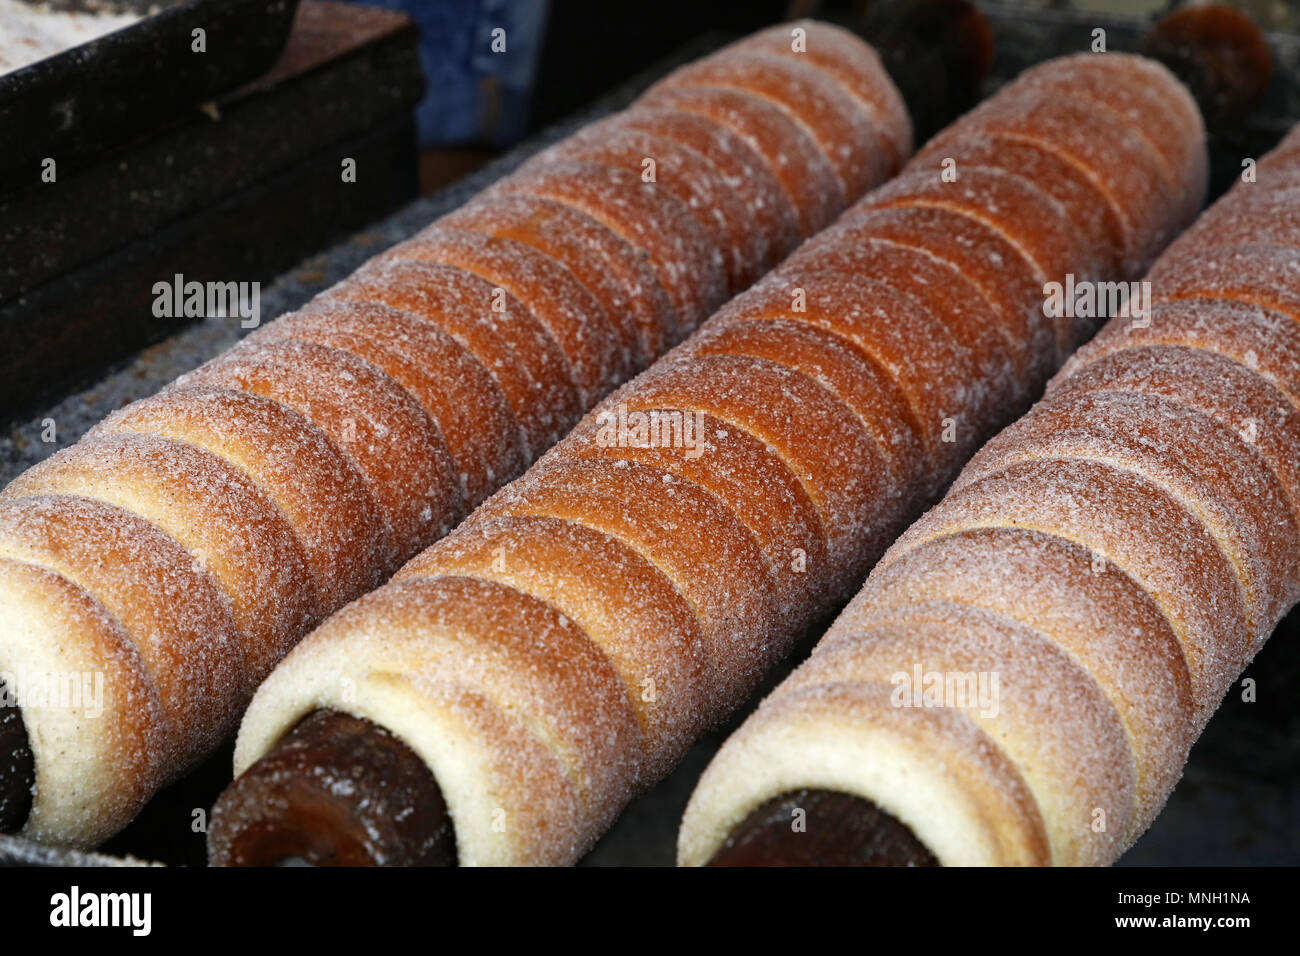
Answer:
356;0;550;147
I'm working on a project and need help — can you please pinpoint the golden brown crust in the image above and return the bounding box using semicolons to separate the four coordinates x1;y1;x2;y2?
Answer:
915;135;1126;278
377;227;625;401
734;20;912;173
0;495;245;771
439;194;668;368
1008;56;1206;229
614;353;899;600
780;236;1023;420
93;384;392;610
857;165;1088;357
558;406;832;624
399;515;712;779
833;204;1055;395
916;54;1202;277
614;106;801;272
636;82;844;237
3;24;908;851
181;336;461;563
686;109;1300;871
320;259;582;459
687;315;925;500
488;159;725;340
706;268;979;494
524;119;767;293
3;432;318;678
473;454;783;703
655;50;890;198
251;300;526;511
236;52;1202;866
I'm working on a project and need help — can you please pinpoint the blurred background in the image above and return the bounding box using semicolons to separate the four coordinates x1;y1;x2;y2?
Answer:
362;0;1300;193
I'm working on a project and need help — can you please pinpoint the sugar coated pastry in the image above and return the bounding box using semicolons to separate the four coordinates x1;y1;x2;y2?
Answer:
212;52;1204;866
0;20;906;847
681;119;1300;870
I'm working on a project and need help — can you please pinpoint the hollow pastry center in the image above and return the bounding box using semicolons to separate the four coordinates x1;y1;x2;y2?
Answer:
0;678;34;833
208;709;455;867
707;788;938;867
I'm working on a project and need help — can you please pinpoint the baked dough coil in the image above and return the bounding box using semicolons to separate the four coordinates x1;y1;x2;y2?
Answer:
680;122;1300;870
0;20;905;847
232;53;1205;865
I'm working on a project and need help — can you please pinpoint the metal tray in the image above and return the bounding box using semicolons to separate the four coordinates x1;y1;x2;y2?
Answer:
0;0;299;196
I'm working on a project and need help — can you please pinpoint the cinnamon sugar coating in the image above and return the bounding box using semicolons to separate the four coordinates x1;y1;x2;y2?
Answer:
686;105;1300;871
241;52;1204;865
1;23;907;848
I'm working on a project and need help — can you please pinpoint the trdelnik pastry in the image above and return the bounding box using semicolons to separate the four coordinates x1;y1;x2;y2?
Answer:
681;120;1300;869
211;50;1207;867
0;20;908;847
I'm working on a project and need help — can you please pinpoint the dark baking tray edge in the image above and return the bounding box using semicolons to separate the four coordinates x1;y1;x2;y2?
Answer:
0;0;300;195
